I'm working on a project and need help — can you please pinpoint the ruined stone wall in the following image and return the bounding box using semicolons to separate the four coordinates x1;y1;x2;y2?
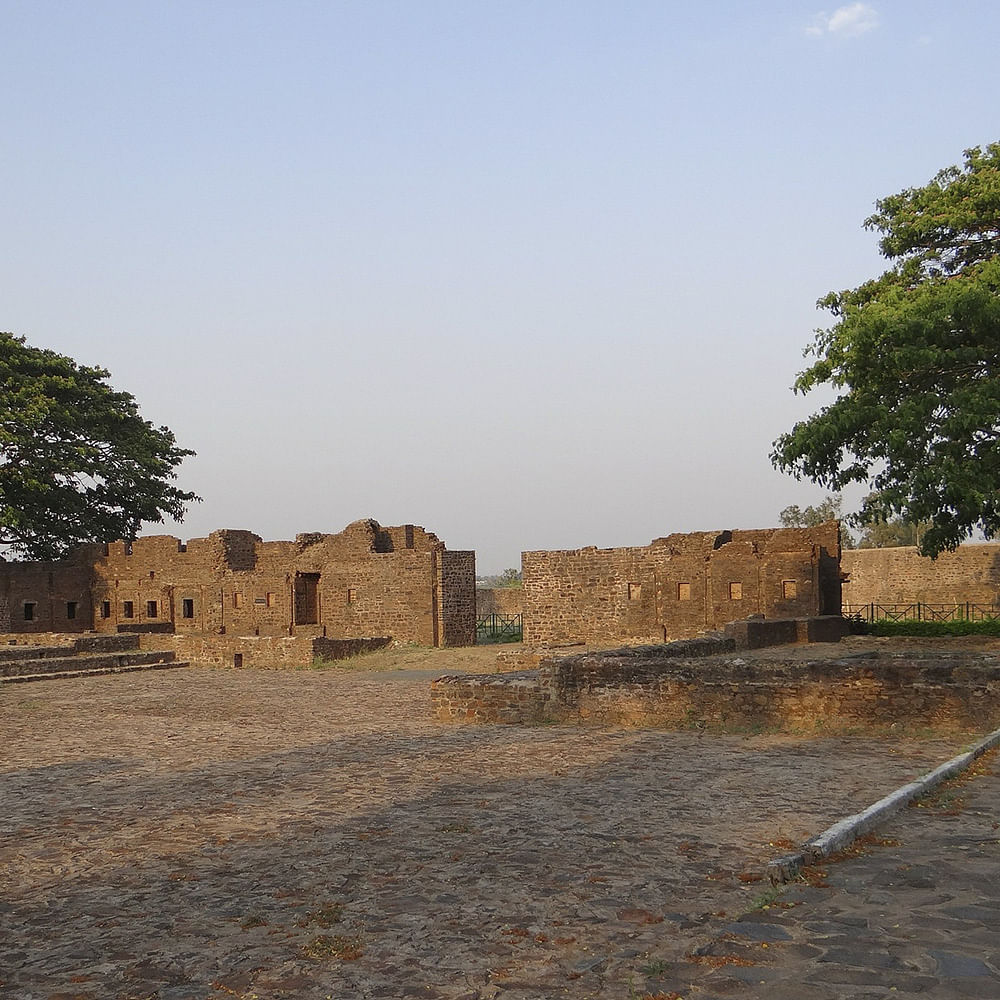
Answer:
0;548;98;634
522;523;841;646
432;643;1000;733
0;519;474;648
136;632;392;668
439;550;477;646
842;544;1000;606
475;588;524;618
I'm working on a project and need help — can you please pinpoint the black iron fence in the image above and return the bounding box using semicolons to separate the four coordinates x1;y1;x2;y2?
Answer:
843;603;1000;624
476;613;523;643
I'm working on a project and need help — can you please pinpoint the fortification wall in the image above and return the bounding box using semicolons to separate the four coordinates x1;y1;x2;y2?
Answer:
439;550;477;647
476;588;524;618
522;522;841;645
0;546;99;634
0;519;474;648
842;544;1000;606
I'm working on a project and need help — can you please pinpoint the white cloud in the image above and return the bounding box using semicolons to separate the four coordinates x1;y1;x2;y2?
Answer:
807;3;880;38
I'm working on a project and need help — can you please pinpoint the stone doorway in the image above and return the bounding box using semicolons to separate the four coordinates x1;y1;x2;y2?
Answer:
294;573;320;625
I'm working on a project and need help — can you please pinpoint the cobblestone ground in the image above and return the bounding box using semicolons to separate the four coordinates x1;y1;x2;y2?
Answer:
655;754;1000;1000
0;661;973;1000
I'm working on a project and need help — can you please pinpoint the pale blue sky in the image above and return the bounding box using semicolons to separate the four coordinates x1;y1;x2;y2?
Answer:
3;1;998;571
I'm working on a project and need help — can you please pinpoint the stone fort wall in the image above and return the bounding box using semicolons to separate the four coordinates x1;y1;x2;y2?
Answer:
521;522;841;646
842;544;1000;606
475;587;524;618
0;518;475;648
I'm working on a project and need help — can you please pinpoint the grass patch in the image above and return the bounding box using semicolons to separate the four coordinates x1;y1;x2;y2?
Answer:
301;934;363;960
866;619;1000;637
296;901;345;928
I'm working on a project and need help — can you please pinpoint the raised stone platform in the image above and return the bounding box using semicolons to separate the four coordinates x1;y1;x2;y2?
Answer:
0;633;187;684
433;626;1000;732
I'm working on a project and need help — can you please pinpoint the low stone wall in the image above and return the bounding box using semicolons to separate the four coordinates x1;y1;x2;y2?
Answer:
136;633;391;668
431;671;550;724
432;636;1000;733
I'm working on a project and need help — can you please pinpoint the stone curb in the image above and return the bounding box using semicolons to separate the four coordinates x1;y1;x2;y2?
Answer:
767;724;1000;883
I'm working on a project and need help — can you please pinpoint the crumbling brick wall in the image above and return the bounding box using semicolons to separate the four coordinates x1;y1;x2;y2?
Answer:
0;519;475;648
842;544;1000;606
522;523;841;646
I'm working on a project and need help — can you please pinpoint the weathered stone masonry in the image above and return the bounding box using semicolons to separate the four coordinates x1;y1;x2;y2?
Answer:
521;522;841;646
843;543;1000;606
0;519;476;654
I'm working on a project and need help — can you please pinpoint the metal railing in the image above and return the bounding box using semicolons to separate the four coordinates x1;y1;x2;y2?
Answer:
476;613;523;643
843;603;1000;624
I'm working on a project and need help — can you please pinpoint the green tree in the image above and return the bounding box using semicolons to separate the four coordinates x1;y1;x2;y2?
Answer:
477;568;522;588
0;333;199;560
778;494;855;548
772;143;1000;557
856;518;921;548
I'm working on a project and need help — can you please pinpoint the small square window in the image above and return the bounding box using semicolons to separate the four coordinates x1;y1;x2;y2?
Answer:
782;580;798;600
729;582;743;601
182;598;194;619
123;601;134;619
100;601;111;619
146;600;158;618
23;602;35;622
66;601;77;620
677;582;691;601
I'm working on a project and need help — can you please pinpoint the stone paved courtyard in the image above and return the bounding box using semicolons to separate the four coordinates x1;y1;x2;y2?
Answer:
0;650;976;999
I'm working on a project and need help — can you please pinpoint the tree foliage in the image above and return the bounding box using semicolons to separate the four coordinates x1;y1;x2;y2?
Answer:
772;143;1000;557
778;494;855;547
855;517;924;549
0;333;199;560
477;568;522;589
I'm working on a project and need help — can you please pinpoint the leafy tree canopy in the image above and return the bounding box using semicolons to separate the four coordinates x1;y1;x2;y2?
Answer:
778;494;855;547
855;517;925;549
0;333;199;560
772;143;1000;557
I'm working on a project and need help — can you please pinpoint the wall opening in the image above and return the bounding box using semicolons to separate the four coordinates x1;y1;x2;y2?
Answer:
347;588;357;604
146;600;158;618
66;601;77;620
100;601;111;619
182;598;194;619
23;602;35;621
677;582;692;601
233;653;244;669
729;582;743;601
123;601;134;619
627;582;641;601
265;592;275;607
294;573;320;624
782;579;798;600
233;592;243;609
